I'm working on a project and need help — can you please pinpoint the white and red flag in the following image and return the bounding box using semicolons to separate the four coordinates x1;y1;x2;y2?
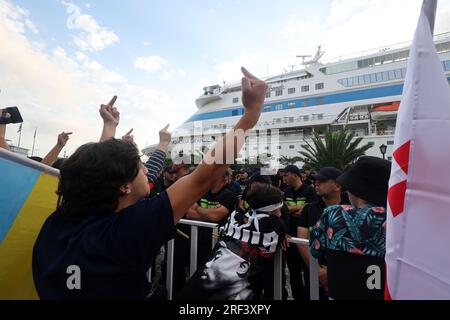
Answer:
386;0;450;299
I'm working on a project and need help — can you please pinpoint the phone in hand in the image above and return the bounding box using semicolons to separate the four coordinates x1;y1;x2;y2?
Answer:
0;107;23;124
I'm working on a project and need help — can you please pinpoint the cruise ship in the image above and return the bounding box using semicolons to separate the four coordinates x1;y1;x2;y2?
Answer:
144;32;450;167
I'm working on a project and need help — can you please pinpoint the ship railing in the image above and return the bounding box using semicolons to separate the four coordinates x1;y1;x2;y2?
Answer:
162;219;320;300
321;31;450;65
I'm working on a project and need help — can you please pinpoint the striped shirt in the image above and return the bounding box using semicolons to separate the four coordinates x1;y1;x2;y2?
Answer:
144;149;166;184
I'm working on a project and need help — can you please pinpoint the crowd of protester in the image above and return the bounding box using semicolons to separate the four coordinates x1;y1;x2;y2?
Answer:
0;67;390;300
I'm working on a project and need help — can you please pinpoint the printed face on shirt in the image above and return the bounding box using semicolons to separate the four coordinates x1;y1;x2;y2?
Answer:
202;245;250;290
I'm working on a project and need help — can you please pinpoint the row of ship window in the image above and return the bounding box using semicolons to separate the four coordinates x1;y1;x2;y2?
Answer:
231;83;324;104
338;60;450;87
319;41;450;75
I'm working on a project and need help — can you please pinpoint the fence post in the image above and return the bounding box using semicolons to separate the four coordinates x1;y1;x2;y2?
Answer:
190;226;198;277
166;239;174;300
309;256;320;300
273;249;282;300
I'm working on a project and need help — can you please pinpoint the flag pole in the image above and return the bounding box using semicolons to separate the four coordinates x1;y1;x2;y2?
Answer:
17;123;22;147
31;127;37;156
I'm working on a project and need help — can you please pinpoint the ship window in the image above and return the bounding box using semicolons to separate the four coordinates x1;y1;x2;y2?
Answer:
265;146;269;150
348;77;354;86
388;70;396;80
353;76;359;86
275;104;283;111
318;114;324;120
387;140;394;145
266;92;271;98
303;115;309;121
289;145;295;149
370;73;377;83
401;68;407;77
287;102;296;108
445;60;450;71
288;88;296;94
358;75;364;85
233;97;239;103
364;74;371;84
339;78;348;86
315;83;324;90
394;69;402;79
301;85;309;92
277;146;282;149
275;89;283;96
381;71;389;81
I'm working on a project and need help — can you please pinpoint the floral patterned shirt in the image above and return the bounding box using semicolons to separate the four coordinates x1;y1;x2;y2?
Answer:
310;204;387;260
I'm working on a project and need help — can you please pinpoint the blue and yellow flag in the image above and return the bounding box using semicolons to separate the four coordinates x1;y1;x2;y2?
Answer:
0;148;59;299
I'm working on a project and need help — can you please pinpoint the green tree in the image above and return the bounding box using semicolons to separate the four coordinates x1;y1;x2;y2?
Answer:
299;129;373;171
279;155;302;166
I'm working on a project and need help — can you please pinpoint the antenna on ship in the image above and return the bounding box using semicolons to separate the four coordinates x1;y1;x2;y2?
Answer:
296;54;312;65
297;45;325;66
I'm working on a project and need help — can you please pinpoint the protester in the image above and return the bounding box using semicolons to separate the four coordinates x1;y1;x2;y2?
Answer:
179;183;287;300
40;132;72;166
283;164;317;300
296;166;343;299
310;156;391;300
32;67;268;299
186;170;237;265
0;108;71;166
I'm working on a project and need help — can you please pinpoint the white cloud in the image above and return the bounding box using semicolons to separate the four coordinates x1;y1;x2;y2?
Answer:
134;55;167;73
62;1;119;51
141;41;151;46
0;0;179;156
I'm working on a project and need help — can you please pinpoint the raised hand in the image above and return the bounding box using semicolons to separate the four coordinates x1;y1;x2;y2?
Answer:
99;96;120;127
159;124;171;147
122;128;134;143
241;67;267;114
57;132;73;147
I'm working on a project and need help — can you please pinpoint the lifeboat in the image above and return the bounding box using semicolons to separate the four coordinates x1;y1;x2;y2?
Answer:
371;102;400;121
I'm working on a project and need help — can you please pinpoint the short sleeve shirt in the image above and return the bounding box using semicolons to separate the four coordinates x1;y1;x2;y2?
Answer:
32;192;175;300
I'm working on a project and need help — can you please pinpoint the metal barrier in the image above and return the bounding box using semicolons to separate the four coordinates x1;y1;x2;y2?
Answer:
164;219;320;300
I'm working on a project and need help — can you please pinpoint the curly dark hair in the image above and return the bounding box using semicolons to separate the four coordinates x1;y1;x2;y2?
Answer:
57;139;141;217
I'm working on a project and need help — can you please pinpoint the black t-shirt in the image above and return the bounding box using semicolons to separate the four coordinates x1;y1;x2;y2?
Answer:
32;192;175;300
298;197;350;231
283;184;317;236
196;187;237;264
197;187;237;227
297;198;327;231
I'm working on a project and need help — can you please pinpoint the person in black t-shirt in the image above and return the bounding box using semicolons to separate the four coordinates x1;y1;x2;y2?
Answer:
296;166;343;300
32;68;268;300
186;170;237;266
283;164;317;300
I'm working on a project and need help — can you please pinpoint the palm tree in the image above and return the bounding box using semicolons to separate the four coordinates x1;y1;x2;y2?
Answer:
279;155;302;166
298;129;374;171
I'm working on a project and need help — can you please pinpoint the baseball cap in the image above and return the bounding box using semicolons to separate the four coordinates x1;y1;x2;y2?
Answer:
312;167;342;181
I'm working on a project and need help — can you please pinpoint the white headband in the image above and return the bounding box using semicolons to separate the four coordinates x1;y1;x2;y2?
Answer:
253;202;284;213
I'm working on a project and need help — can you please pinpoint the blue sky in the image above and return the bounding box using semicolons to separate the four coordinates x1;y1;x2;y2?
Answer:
1;0;450;157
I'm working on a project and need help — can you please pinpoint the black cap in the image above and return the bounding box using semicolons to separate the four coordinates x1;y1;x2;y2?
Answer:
248;171;271;185
163;165;176;174
312;167;342;181
284;165;301;176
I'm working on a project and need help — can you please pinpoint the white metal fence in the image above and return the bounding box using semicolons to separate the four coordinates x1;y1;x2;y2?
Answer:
164;219;320;300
